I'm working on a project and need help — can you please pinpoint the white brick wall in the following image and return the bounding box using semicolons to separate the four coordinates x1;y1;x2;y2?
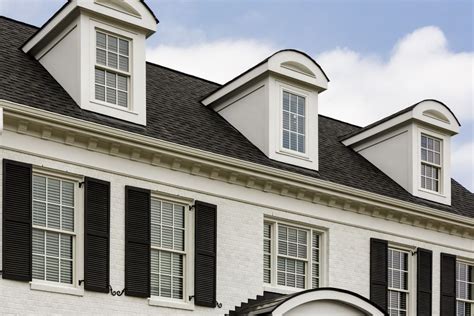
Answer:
0;131;472;315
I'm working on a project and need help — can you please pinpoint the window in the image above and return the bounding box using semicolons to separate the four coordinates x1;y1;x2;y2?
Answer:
421;134;442;192
282;91;306;153
32;174;75;285
95;31;130;108
388;248;409;316
263;221;320;290
457;261;474;316
150;198;186;300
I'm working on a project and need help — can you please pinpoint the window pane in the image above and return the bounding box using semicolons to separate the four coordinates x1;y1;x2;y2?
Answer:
47;204;60;229
46;232;59;257
33;201;46;227
33;175;46;201
61;235;72;259
297;135;305;153
106;88;116;104
283;92;289;111
95;69;105;85
62;207;74;231
32;229;45;254
297;115;305;134
60;260;72;284
162;202;173;226
117;91;128;107
96;49;106;65
107;52;118;69
32;255;45;280
174;229;184;251
117;75;128;91
119;56;129;72
107;35;118;52
47;178;60;203
290;94;297;113
95;85;105;101
297;96;305;115
283;111;290;130
283;130;290;149
62;182;74;207
290;113;297;132
46;257;59;282
96;32;106;48
162;226;173;249
119;39;129;56
106;71;116;88
174;205;185;228
151;200;161;247
290;133;297;151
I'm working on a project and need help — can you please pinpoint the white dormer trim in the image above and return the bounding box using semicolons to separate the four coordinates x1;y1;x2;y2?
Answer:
202;50;329;106
344;100;460;206
203;50;328;171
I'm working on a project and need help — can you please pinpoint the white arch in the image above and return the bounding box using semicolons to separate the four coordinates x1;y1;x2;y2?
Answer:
271;289;385;316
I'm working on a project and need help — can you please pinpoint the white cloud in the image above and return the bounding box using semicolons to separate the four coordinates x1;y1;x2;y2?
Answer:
146;26;473;191
317;26;473;126
147;39;276;84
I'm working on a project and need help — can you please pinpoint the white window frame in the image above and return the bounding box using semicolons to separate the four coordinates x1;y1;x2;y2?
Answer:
456;258;474;316
420;133;442;193
278;84;310;160
263;218;325;294
93;28;132;110
387;243;416;316
30;168;84;297
148;193;194;311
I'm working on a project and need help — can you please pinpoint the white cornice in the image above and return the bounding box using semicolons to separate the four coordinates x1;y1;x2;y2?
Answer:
1;99;473;237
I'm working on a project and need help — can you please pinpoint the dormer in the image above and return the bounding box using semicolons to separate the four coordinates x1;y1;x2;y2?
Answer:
342;100;460;205
202;50;329;170
21;0;158;125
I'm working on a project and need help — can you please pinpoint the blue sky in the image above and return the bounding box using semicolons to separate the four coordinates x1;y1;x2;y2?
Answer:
1;0;473;191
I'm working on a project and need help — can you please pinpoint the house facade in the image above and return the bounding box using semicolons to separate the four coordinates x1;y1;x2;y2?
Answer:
0;1;472;315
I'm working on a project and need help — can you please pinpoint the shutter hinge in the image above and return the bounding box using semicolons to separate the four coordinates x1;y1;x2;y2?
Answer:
78;181;85;188
78;279;84;286
411;249;417;256
189;205;195;211
189;295;194;301
216;301;222;308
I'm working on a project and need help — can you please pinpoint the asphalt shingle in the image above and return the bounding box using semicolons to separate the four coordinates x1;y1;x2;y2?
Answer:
0;16;472;218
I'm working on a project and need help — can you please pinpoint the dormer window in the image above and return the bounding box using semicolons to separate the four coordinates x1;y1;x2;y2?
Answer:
282;91;306;154
95;31;130;108
420;134;442;192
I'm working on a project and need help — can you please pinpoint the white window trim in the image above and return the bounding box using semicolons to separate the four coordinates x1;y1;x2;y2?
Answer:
387;243;416;316
278;83;311;160
88;20;136;114
456;258;474;312
420;133;442;193
263;218;326;294
29;168;84;296
416;127;448;197
148;193;194;310
94;28;132;110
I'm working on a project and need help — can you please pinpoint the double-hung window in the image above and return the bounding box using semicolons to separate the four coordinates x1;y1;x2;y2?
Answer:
95;30;130;108
388;248;409;316
32;174;75;285
420;134;442;192
263;221;320;290
282;91;306;154
456;261;474;316
150;198;186;300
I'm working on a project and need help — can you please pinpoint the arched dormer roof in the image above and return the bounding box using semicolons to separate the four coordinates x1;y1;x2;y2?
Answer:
202;49;329;106
342;99;461;146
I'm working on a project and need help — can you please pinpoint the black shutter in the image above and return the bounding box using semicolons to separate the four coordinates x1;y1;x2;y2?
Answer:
370;238;388;312
440;253;456;316
417;248;432;316
84;177;110;292
2;159;32;281
125;186;150;297
194;201;217;307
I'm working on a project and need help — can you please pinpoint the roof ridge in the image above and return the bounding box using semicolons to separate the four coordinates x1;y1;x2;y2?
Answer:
0;15;39;29
146;61;221;86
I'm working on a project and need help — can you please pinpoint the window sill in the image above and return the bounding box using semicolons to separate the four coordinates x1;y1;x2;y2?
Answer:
148;297;194;311
277;148;311;161
90;100;137;115
418;188;446;198
30;281;84;296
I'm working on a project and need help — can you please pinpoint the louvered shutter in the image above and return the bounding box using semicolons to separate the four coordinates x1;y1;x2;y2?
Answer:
417;248;432;315
84;177;110;292
440;253;456;316
2;159;32;281
125;186;150;297
370;238;388;312
194;201;217;307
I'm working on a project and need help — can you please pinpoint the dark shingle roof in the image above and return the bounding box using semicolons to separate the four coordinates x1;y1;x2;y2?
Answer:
0;16;472;218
